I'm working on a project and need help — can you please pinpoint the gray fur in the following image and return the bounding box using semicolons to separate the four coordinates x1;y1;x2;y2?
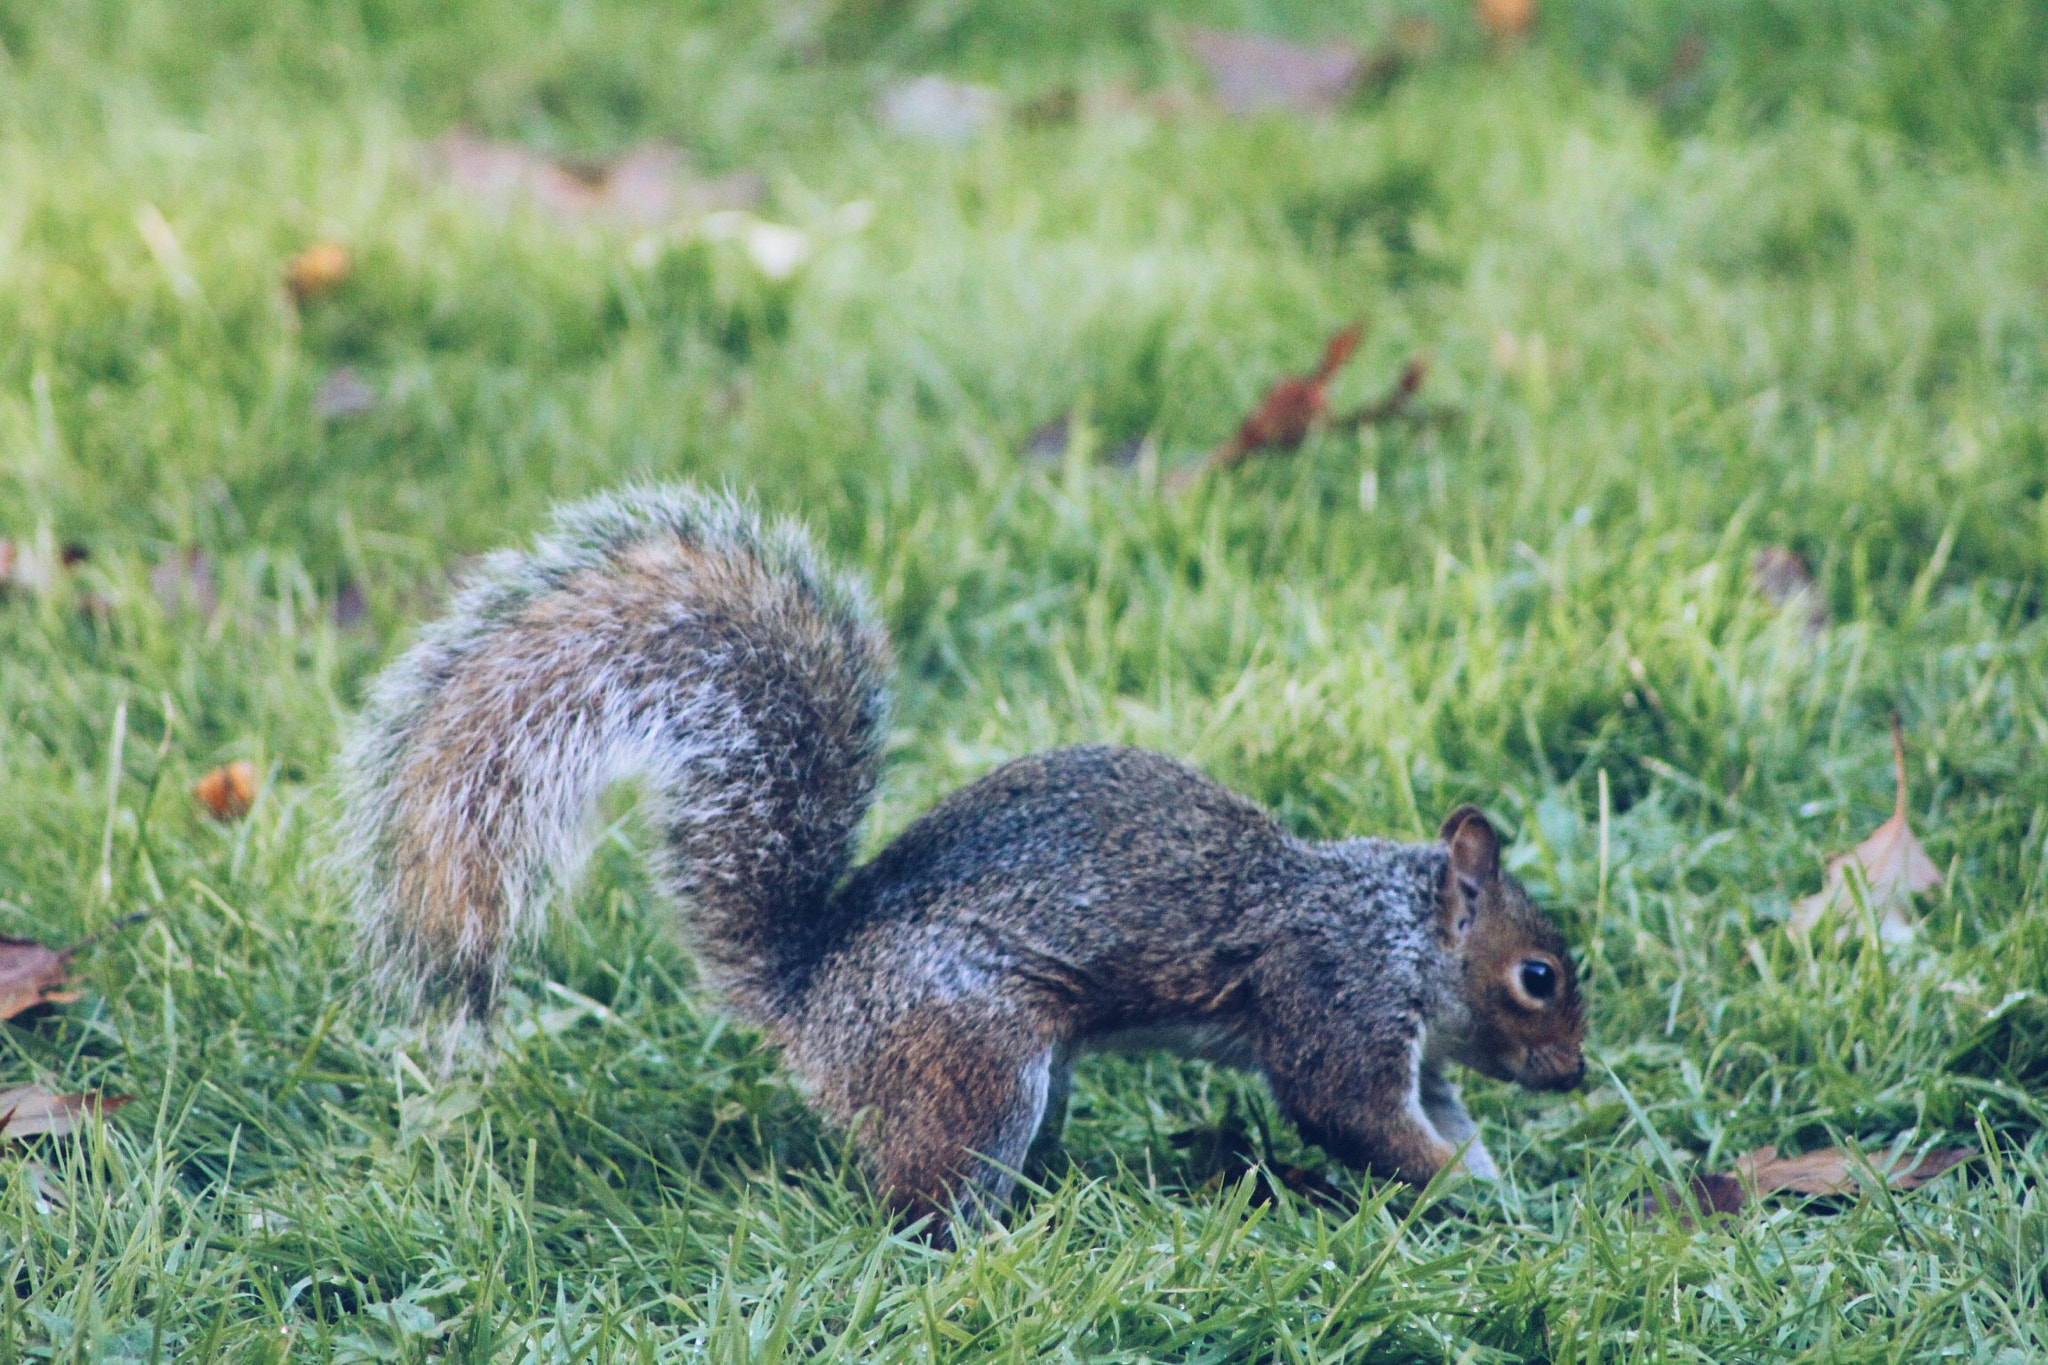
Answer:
336;484;891;1025
337;483;1584;1235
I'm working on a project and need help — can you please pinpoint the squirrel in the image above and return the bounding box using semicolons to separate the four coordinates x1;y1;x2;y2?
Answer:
338;484;1586;1233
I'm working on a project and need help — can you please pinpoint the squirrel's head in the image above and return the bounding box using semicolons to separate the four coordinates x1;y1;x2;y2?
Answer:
1435;804;1585;1093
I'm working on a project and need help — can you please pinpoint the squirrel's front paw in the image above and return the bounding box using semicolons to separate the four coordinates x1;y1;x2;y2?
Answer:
1455;1140;1500;1180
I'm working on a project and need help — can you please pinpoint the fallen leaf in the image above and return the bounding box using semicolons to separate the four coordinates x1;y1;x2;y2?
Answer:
1750;546;1827;635
315;367;379;420
877;76;1005;144
1338;354;1430;428
1477;0;1536;40
1171;323;1364;489
1642;1143;1974;1225
149;547;218;620
285;241;351;303
23;1160;66;1211
1790;715;1939;942
426;134;762;227
1738;1144;1973;1196
0;1086;135;1140
0;938;76;1021
194;761;259;821
1183;27;1364;115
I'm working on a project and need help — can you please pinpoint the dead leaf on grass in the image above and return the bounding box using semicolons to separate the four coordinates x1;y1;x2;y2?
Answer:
285;241;351;303
0;939;79;1021
1183;27;1365;115
1477;0;1537;40
0;1086;135;1140
1740;1144;1972;1196
194;761;259;822
1750;546;1827;635
1338;354;1430;428
1789;714;1940;943
1642;1143;1974;1226
426;134;763;227
1170;322;1362;490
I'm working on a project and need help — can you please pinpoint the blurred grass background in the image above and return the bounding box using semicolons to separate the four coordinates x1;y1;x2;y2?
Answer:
3;0;2048;1359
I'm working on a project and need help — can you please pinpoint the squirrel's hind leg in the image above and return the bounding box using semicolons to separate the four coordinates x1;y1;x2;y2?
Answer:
823;997;1059;1240
1022;1047;1075;1183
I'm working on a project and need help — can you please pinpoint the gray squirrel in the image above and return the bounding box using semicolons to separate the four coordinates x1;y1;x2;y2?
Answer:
338;485;1585;1233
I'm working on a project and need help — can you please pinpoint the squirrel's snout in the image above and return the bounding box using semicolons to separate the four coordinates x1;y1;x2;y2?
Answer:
1522;1050;1586;1092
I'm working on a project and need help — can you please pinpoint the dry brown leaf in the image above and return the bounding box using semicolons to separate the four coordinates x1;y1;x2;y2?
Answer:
194;761;259;822
1478;0;1537;40
1750;546;1828;635
1184;27;1365;115
1737;1144;1974;1196
1790;715;1940;942
1171;323;1364;490
1641;1143;1974;1224
0;938;76;1021
285;241;351;303
426;134;762;227
1337;354;1430;429
0;1086;135;1140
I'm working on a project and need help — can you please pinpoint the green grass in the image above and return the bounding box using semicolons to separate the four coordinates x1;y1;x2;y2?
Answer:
4;0;2048;1359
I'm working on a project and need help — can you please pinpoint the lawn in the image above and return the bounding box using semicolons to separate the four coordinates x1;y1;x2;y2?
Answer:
3;0;2048;1359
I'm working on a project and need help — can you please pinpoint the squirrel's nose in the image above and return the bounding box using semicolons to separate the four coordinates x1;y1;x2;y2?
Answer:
1529;1053;1585;1092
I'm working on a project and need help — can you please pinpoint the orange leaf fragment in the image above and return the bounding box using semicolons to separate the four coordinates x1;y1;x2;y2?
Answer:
1172;323;1364;489
1477;0;1536;40
285;241;352;303
0;1085;135;1140
0;938;75;1021
1789;715;1939;942
194;761;259;822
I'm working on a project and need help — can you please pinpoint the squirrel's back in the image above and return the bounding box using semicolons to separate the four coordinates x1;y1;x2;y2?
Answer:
337;486;891;1025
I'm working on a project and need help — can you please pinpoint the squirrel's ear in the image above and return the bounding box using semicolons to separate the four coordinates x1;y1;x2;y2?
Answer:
1438;805;1500;940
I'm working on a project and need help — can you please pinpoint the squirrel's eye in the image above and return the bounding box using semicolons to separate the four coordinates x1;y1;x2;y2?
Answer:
1518;959;1557;1001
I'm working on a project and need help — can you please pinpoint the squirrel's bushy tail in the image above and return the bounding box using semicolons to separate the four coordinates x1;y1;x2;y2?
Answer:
337;485;892;1027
